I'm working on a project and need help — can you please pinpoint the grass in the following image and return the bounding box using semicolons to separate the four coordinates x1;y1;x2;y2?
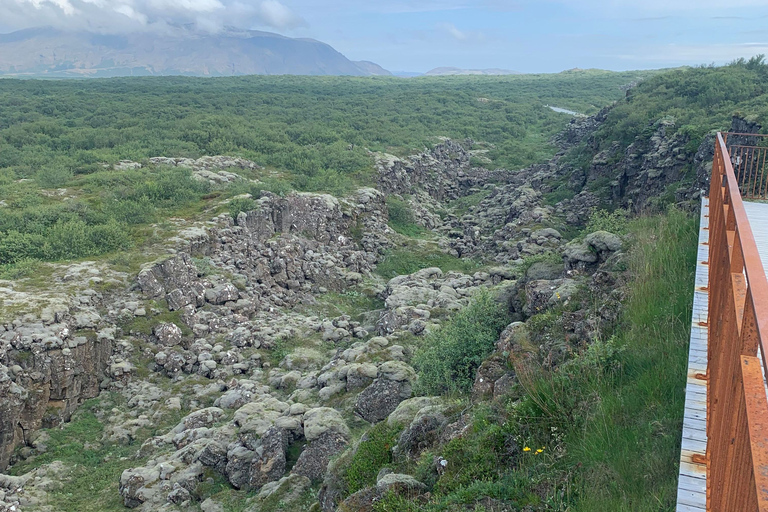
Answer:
374;245;482;280
345;421;402;494
447;190;491;217
387;196;430;238
8;395;187;512
298;288;385;323
515;207;698;510
119;302;193;337
335;207;696;511
566;208;697;510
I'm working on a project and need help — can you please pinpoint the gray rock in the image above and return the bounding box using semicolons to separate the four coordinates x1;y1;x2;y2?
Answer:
153;322;183;346
303;407;350;442
584;231;622;253
292;430;349;481
248;426;287;489
355;378;411;424
205;284;240;305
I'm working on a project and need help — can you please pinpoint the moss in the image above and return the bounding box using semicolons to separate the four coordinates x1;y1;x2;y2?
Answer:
120;306;192;337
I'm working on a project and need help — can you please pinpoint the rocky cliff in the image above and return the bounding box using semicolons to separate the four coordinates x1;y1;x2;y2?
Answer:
0;99;736;511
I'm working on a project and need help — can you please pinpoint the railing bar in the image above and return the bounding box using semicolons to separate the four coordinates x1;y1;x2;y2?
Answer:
716;133;768;372
756;147;767;199
760;148;768;199
750;147;759;199
727;133;768;138
740;356;768;511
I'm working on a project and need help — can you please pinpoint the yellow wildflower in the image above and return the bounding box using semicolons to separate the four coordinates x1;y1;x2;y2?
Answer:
523;446;531;452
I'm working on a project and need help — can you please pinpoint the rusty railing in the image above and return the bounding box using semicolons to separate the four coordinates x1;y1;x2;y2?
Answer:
707;132;768;510
723;132;768;200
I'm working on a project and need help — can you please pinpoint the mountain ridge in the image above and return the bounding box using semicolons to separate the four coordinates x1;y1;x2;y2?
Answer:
0;26;391;77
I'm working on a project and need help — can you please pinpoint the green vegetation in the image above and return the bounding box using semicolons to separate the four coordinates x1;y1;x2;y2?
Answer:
228;196;258;219
345;421;402;494
571;57;768;167
9;396;186;512
0;71;647;267
386;196;428;237
345;208;696;511
414;291;511;395
374;245;482;279
562;208;696;509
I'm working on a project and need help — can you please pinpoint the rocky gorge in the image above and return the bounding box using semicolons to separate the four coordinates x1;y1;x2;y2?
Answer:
0;101;719;512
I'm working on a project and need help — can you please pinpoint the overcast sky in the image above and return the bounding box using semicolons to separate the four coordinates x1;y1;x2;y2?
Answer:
1;0;768;72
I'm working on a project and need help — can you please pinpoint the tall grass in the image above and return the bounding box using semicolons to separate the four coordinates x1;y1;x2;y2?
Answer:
519;207;698;510
571;208;697;510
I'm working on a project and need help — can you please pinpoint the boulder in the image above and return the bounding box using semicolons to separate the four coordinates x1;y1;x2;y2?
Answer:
205;284;240;305
303;407;351;442
153;322;183;346
292;430;349;481
355;378;411;423
248;426;287;489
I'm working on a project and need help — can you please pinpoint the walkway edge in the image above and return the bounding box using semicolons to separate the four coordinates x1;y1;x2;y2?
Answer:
676;196;709;511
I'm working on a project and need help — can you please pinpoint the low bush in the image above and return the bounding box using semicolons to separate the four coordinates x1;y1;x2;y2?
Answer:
345;421;402;493
414;291;511;395
228;196;258;219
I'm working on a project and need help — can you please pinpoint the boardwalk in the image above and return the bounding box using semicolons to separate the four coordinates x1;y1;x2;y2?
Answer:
676;197;709;512
744;201;768;271
677;199;768;511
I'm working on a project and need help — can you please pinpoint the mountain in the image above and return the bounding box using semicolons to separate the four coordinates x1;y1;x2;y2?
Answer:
0;26;391;77
424;67;521;76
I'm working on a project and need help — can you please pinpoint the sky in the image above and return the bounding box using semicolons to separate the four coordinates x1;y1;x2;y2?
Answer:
1;0;768;73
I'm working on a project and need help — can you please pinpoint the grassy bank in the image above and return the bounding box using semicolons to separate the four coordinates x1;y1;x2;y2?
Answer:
564;208;698;509
365;207;698;511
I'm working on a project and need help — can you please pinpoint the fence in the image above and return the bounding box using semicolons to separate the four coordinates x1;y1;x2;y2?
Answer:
723;132;768;200
707;132;768;510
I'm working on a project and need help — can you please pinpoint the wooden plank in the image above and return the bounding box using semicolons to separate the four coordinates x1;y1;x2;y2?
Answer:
679;474;706;493
676;503;706;512
677;196;709;510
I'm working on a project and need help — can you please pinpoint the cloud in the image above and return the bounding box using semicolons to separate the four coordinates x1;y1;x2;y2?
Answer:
0;0;305;33
439;22;467;41
257;0;305;29
437;22;485;43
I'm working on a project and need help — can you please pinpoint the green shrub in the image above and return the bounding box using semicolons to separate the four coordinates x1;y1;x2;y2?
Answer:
585;208;630;235
386;196;428;238
543;184;576;206
0;258;39;280
36;166;73;188
0;230;45;264
345;422;402;493
414;291;511;395
228;196;258;219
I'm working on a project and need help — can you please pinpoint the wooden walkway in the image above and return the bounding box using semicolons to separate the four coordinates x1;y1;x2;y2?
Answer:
677;197;709;512
677;199;768;510
744;202;768;271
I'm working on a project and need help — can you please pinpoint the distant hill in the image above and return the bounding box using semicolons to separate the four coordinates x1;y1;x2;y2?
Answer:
424;67;521;76
0;26;391;77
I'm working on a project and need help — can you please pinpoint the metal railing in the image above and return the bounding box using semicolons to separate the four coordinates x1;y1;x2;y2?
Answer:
723;132;768;200
707;132;768;510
